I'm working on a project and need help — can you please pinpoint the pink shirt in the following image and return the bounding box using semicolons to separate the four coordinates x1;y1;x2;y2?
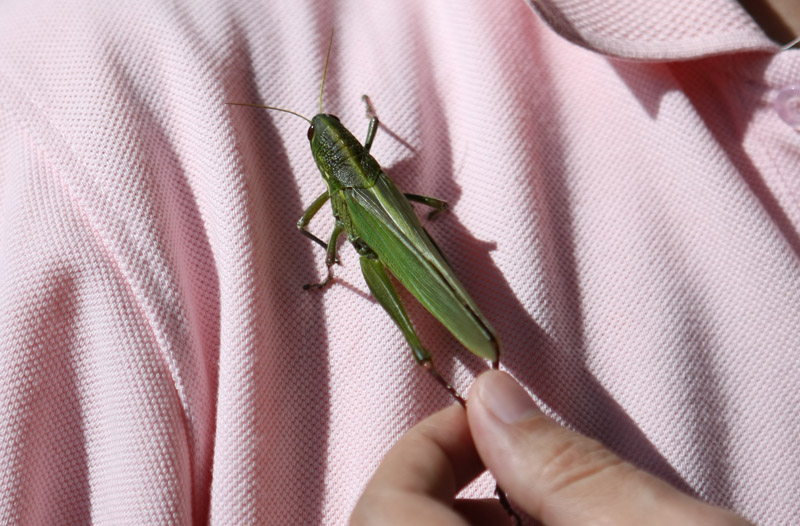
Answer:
0;0;797;524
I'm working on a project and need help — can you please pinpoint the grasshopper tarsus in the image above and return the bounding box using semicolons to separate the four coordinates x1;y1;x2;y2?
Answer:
302;281;331;291
361;94;376;120
303;270;335;291
427;209;443;221
428;201;448;221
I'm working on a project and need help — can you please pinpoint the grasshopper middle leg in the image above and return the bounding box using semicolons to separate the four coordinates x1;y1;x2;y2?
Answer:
303;223;344;290
404;193;449;220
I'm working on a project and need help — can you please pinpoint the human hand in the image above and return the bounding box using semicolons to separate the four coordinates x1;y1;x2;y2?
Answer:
351;370;750;525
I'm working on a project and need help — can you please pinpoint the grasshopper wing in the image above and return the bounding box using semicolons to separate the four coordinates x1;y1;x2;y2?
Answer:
345;173;499;362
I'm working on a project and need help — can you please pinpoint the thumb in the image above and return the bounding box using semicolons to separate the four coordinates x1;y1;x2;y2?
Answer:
466;370;749;526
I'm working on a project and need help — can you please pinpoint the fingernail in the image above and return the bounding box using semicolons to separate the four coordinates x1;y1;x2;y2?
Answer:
476;371;540;425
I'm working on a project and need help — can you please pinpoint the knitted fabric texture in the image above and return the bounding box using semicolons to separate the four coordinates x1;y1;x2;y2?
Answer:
0;0;797;524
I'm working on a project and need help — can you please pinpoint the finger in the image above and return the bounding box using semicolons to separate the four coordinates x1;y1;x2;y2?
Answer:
352;497;510;526
467;371;750;526
351;492;469;526
369;404;485;496
453;498;519;525
352;404;489;525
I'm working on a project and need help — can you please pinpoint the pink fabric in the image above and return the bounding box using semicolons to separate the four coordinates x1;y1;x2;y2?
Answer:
0;0;798;524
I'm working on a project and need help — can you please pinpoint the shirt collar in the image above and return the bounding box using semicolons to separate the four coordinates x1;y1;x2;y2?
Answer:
527;0;781;60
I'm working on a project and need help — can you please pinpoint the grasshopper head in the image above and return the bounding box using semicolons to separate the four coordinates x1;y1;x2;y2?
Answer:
308;113;378;189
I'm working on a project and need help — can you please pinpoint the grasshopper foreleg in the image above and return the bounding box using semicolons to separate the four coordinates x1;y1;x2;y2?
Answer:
297;191;331;250
359;255;465;406
361;95;380;154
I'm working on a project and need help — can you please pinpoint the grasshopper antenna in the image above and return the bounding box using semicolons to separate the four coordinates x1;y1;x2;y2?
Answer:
227;29;334;121
225;102;312;124
318;29;334;114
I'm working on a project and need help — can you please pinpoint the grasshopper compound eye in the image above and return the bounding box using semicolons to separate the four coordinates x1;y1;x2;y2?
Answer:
307;125;314;141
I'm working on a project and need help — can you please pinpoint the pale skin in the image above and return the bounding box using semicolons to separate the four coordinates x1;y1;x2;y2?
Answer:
351;371;751;525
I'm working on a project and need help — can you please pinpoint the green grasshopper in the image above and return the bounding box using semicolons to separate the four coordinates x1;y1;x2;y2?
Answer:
229;35;500;405
230;34;520;525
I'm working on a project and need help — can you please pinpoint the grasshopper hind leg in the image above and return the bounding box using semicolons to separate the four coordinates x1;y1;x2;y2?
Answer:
359;255;519;523
420;361;465;407
359;255;465;406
